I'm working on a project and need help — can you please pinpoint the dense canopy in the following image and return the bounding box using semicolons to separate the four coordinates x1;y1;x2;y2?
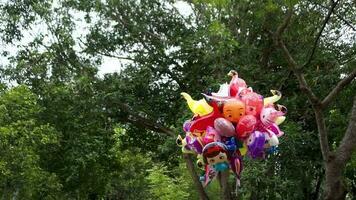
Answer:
0;0;355;199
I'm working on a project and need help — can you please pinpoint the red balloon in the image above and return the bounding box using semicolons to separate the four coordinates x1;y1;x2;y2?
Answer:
236;115;257;139
241;92;263;117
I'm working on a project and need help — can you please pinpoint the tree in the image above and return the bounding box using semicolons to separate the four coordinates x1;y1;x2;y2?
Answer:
0;0;355;199
273;4;356;199
0;86;62;199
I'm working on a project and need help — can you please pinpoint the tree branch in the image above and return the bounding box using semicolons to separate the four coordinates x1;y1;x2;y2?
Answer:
274;9;329;159
114;101;176;137
274;8;293;39
309;0;356;32
321;68;356;108
304;0;339;67
104;93;209;199
97;51;136;62
334;95;356;165
276;39;321;105
218;171;233;200
184;154;210;200
314;108;330;161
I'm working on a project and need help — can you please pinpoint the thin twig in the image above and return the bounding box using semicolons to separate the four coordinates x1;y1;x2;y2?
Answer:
303;0;339;67
321;68;356;108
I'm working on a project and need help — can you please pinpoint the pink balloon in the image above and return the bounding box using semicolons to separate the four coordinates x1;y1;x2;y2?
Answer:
241;92;263;117
214;118;236;137
229;71;247;97
202;126;221;145
236;115;257;139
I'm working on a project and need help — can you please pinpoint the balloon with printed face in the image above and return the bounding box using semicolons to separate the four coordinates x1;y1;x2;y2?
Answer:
236;115;257;139
242;92;263;116
214;118;236;137
203;142;230;172
223;99;245;123
246;131;266;159
260;106;285;127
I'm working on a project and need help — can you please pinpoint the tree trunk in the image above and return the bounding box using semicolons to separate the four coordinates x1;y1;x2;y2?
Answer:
183;154;209;200
324;96;356;200
324;157;347;200
218;170;233;200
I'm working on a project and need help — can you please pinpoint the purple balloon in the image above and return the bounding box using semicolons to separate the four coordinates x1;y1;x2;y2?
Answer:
247;131;266;159
183;120;192;132
185;135;203;154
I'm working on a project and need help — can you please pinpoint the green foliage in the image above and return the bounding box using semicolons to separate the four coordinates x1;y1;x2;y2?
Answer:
147;164;190;200
0;0;355;199
0;86;62;199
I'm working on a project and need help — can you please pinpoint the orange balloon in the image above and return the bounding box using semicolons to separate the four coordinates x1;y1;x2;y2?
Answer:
223;100;245;123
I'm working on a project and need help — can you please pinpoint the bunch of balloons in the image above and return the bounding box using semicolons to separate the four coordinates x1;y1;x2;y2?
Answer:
176;70;287;187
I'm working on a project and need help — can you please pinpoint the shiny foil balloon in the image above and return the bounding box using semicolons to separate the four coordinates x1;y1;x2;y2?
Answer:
246;131;266;159
236;115;257;139
222;100;245;123
214;118;236;137
242;92;263;117
202;126;221;145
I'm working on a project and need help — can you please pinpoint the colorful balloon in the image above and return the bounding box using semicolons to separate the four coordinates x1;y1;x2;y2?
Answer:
229;155;242;179
179;70;287;188
264;90;282;106
183;120;191;132
214;118;236;137
246;131;266;159
212;83;230;97
202;126;221;145
181;92;213;116
202;142;230;172
223;99;245;123
242;92;263;116
236;115;257;139
260;106;285;127
228;70;247;97
176;134;204;154
189;101;223;136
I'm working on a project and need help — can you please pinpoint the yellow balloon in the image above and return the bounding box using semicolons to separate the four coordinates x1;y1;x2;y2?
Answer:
275;116;286;125
239;143;248;156
264;90;282;106
181;92;213;116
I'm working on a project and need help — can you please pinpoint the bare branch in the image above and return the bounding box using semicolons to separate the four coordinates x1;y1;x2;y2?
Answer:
322;68;356;108
116;102;176;137
304;0;339;67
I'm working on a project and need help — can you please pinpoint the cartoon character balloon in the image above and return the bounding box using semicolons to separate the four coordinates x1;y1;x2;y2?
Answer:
179;70;287;189
203;142;230;172
223;99;245;123
236;115;257;139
